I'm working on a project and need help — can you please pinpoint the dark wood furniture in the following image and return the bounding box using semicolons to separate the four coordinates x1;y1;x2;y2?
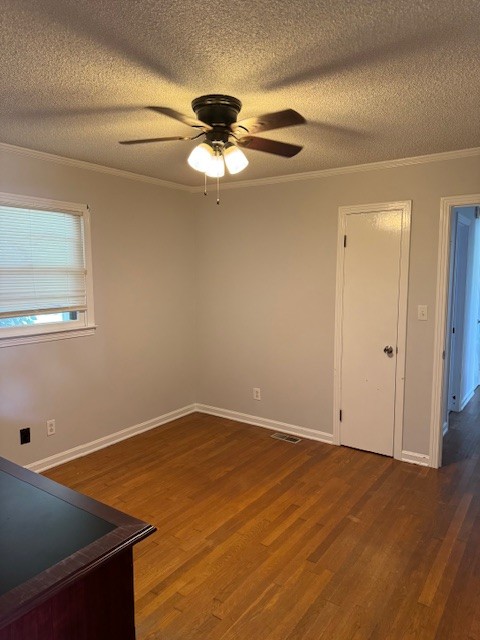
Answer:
0;456;155;640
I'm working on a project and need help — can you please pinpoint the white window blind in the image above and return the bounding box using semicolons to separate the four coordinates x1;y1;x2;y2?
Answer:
0;205;87;319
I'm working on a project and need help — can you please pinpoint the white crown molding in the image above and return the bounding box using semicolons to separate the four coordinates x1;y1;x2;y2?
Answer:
25;404;196;472
0;141;192;192
2;141;480;194
214;146;480;191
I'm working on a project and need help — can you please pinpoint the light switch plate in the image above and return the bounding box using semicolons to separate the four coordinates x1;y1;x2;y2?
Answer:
418;305;428;321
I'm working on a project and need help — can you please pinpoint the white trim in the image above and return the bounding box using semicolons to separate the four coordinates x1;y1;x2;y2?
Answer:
24;402;431;474
401;450;430;466
333;207;347;446
449;212;472;412
216;147;480;190
443;421;449;437
333;200;412;461
195;404;334;445
430;194;480;468
83;200;96;330
26;404;196;472
2;141;480;193
460;388;475;412
0;191;89;214
0;191;96;345
0;325;96;348
0;142;190;192
394;204;412;459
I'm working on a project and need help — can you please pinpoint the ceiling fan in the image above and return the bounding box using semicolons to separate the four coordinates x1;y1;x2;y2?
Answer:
119;94;306;183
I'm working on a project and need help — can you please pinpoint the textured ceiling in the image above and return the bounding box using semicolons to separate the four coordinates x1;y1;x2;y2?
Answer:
1;0;480;186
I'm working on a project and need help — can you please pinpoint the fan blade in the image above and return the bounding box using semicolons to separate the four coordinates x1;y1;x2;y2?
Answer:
147;106;212;130
236;136;303;158
119;136;193;145
232;109;305;135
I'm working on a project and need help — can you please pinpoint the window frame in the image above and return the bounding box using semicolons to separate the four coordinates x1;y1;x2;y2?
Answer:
0;191;96;347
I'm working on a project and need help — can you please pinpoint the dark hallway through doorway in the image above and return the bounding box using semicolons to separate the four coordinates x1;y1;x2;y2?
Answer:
443;387;480;466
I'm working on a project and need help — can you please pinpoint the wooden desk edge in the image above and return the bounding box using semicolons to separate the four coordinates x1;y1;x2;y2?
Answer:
0;457;156;630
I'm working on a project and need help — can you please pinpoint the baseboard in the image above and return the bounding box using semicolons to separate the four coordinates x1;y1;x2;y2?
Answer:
26;404;197;473
26;403;432;472
195;404;334;445
401;450;430;466
460;388;475;412
443;421;449;437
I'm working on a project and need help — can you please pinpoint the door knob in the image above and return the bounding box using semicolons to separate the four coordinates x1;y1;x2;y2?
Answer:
383;345;394;357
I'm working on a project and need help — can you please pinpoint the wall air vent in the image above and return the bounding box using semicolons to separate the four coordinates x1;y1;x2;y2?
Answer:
271;432;302;444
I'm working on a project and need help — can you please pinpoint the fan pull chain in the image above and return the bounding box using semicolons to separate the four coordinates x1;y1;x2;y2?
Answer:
215;146;220;204
204;172;207;196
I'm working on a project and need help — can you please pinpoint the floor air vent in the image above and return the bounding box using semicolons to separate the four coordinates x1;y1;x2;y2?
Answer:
271;432;302;444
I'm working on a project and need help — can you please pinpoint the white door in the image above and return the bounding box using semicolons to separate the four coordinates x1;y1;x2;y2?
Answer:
339;208;405;456
477;307;480;390
448;214;470;412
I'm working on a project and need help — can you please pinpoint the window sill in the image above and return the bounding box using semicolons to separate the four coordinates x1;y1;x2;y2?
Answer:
0;325;97;348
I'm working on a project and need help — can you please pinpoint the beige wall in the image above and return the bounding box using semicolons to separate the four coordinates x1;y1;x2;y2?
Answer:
1;145;479;466
0;148;196;466
196;154;480;455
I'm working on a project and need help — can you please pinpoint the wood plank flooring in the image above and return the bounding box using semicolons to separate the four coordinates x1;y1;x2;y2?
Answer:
45;404;480;639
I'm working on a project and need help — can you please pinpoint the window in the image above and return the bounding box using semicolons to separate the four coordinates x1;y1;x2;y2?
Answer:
0;192;95;346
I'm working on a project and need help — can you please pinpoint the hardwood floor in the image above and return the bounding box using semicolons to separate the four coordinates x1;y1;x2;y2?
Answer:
443;388;480;466
45;408;480;639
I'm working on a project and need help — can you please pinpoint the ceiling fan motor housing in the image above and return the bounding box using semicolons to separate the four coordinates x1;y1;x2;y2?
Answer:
120;95;304;159
192;94;242;130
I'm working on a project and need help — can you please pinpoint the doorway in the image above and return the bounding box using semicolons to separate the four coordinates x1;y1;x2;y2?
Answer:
443;206;480;448
333;201;411;459
430;195;480;468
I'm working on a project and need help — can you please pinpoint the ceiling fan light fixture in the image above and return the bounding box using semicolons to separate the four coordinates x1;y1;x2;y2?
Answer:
223;143;249;174
205;152;225;178
187;142;213;172
121;96;304;201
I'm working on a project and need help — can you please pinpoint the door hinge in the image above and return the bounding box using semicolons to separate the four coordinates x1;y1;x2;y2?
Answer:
442;350;446;360
452;326;455;334
343;235;347;248
339;409;343;422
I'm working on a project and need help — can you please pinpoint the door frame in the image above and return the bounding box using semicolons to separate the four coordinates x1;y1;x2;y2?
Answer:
430;194;480;468
333;200;412;461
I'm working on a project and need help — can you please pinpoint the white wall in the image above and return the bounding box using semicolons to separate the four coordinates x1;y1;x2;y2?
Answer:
2;144;480;467
0;147;196;466
195;154;480;456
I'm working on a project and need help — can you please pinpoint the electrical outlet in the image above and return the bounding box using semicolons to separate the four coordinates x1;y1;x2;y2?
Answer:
46;419;56;436
20;427;31;445
253;387;261;401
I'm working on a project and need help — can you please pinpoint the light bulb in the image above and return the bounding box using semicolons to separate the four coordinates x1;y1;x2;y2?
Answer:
205;153;225;178
224;144;249;174
187;143;213;172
